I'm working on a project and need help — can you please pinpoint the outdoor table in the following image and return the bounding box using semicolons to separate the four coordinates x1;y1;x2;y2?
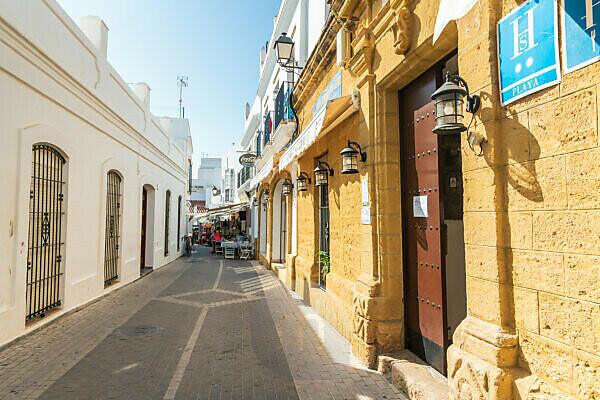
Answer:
221;241;238;259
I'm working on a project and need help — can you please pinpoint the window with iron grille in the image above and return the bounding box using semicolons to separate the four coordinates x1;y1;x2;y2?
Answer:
318;157;330;289
274;82;294;131
104;170;122;286
26;144;67;320
164;190;171;256
264;111;273;143
280;193;287;263
177;196;182;251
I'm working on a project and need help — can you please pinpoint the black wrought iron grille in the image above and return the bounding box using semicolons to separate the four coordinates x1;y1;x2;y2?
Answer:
318;179;329;289
104;171;122;286
164;191;170;256
177;196;182;251
280;194;287;263
26;144;66;320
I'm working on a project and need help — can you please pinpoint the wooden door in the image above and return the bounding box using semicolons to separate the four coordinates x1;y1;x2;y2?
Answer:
400;68;448;374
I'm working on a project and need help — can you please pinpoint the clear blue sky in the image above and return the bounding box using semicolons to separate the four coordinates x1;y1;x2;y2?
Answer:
58;0;281;167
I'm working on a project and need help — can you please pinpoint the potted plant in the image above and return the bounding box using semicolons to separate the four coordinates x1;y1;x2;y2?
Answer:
317;250;330;287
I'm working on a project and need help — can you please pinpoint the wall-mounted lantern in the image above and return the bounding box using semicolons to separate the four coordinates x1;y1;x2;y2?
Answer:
430;73;480;136
281;179;293;196
314;162;334;186
296;172;311;192
340;141;367;175
252;198;258;207
212;186;221;196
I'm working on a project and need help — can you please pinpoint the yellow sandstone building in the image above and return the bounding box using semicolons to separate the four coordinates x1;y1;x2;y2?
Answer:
255;0;599;398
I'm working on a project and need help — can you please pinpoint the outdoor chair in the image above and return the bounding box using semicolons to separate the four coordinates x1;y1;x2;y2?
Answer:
224;242;236;259
215;241;223;255
239;242;252;260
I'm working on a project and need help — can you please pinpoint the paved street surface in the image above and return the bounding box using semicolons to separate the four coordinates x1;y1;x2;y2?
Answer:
0;247;406;400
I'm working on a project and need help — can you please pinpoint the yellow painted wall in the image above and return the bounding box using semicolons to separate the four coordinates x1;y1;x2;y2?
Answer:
262;0;600;398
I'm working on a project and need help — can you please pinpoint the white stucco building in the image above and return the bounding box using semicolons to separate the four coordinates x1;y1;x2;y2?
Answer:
238;0;329;255
0;1;193;347
196;157;222;208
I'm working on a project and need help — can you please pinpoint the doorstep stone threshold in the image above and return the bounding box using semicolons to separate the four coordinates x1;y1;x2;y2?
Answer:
378;350;449;400
271;262;286;270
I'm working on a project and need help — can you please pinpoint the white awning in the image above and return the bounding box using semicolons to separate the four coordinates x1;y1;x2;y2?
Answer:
279;95;358;171
433;0;478;43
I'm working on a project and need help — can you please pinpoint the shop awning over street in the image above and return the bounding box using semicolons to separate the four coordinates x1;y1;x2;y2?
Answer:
279;95;359;171
203;202;249;221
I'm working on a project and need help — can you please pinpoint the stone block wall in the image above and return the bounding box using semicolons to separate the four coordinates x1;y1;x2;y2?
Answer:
454;1;600;398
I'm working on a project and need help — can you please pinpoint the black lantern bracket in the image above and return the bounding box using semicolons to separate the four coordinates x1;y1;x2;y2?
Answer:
348;141;367;162
447;74;481;114
451;74;486;157
318;161;334;176
437;73;486;157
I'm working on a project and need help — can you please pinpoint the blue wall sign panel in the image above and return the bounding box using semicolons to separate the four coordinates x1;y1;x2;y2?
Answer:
563;0;600;74
497;0;561;106
311;71;342;115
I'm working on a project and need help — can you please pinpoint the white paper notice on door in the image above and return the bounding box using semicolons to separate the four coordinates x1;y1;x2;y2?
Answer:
413;195;428;218
361;206;371;224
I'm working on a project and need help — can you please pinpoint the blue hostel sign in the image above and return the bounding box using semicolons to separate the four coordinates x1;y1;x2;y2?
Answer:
497;0;560;105
563;0;600;74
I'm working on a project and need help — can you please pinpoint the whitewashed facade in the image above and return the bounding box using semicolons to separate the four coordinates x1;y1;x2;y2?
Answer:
239;0;329;252
0;1;193;346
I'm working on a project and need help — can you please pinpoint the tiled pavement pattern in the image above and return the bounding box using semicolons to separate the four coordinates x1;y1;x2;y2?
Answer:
0;247;406;399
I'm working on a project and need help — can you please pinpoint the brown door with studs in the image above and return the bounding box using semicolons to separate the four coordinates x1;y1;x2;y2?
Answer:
399;67;448;374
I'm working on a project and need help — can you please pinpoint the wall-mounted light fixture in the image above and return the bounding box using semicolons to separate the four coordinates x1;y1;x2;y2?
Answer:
262;189;270;203
296;172;311;192
274;33;295;67
314;162;334;186
212;186;221;196
340;141;367;175
274;33;303;141
252;198;258;207
281;179;293;196
431;73;480;135
431;72;485;156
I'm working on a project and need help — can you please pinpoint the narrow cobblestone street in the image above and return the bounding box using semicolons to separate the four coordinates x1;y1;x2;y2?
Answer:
0;247;406;400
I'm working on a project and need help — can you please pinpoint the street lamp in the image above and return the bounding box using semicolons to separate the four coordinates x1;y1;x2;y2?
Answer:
274;33;303;141
314;162;334;186
430;72;480;135
281;179;293;196
296;172;311;192
274;33;295;66
340;141;367;175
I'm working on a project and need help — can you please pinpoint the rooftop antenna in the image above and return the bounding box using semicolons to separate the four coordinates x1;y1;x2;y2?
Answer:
177;76;189;118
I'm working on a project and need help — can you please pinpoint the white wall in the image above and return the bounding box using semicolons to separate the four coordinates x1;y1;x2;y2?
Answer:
0;0;192;347
197;158;222;190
